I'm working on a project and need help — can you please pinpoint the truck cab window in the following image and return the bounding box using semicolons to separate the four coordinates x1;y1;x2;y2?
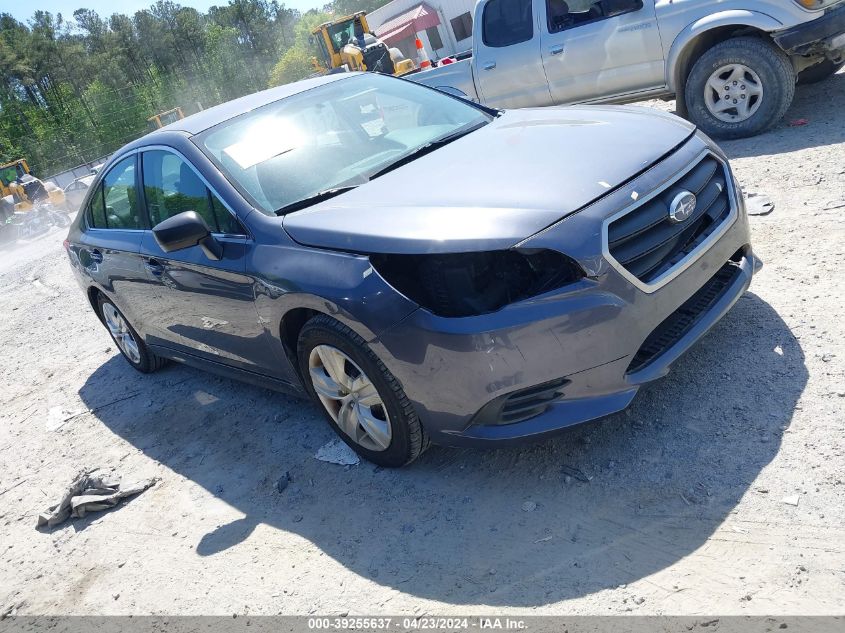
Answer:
483;0;534;48
547;0;643;33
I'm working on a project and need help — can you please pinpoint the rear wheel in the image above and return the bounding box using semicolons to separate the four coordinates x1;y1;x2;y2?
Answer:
797;59;845;85
685;37;795;139
97;294;167;373
297;315;429;467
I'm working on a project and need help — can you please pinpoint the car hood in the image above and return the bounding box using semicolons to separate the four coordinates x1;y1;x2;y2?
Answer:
282;106;695;254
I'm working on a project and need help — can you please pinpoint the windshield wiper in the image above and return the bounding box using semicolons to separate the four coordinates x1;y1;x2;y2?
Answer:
367;122;488;181
275;186;360;216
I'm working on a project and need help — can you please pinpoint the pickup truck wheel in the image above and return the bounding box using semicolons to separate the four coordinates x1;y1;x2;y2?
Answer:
797;59;845;85
685;37;795;139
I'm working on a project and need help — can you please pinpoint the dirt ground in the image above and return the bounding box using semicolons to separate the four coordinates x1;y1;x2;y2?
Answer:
0;70;843;618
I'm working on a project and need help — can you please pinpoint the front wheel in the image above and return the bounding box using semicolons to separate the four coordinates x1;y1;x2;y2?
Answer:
685;37;795;139
297;315;429;467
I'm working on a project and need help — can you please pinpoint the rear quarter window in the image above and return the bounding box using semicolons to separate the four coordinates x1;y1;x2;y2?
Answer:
88;184;107;229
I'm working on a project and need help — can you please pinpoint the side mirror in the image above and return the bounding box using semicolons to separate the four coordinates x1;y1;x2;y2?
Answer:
152;211;222;261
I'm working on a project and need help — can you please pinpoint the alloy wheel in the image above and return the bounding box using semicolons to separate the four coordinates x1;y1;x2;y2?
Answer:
102;302;141;365
308;345;392;452
704;64;764;123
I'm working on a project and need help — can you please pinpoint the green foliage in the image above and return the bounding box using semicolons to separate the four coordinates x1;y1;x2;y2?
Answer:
0;0;305;177
268;10;334;87
0;0;389;176
332;0;393;16
269;46;316;87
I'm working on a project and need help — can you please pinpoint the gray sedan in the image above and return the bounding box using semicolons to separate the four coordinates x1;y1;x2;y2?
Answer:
64;72;759;466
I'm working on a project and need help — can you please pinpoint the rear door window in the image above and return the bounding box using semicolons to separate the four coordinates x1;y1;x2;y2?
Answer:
483;0;534;48
88;156;142;230
141;150;243;235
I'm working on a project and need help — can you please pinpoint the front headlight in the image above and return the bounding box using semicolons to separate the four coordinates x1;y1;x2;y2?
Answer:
793;0;837;9
370;249;585;318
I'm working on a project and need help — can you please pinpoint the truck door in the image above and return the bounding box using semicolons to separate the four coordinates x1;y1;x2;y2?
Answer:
474;0;554;109
540;0;665;104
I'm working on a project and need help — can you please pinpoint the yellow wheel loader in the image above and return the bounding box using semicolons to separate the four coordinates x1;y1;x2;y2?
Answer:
0;159;67;216
310;12;416;77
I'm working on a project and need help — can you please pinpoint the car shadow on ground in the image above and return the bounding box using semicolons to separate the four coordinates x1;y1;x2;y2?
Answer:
78;292;806;606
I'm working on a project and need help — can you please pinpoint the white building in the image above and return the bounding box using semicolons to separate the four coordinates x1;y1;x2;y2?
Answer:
368;0;477;63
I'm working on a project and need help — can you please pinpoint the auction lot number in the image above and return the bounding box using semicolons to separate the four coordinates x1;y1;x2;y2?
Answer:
308;618;472;630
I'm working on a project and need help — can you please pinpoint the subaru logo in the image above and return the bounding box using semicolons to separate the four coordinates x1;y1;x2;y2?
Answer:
669;191;697;224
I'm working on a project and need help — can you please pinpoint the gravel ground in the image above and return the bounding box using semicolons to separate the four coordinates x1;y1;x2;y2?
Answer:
0;70;843;618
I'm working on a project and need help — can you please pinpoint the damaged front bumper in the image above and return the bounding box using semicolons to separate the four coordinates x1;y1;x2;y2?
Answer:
370;135;759;448
775;3;845;60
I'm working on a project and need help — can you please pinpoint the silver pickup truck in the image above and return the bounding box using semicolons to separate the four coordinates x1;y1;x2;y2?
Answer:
409;0;845;138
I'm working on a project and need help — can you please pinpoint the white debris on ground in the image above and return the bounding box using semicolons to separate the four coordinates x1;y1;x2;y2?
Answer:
45;406;86;432
314;439;360;466
745;192;776;216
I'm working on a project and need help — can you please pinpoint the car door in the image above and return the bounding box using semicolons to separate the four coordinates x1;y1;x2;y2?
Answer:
76;155;152;333
474;0;554;109
540;0;665;104
136;148;279;375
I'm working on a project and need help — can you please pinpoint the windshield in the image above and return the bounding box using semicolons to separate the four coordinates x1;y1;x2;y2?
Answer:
0;164;23;187
197;74;492;215
327;19;357;52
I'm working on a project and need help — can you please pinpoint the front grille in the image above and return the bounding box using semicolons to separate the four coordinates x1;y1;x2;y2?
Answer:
627;259;742;374
608;155;733;284
473;377;569;426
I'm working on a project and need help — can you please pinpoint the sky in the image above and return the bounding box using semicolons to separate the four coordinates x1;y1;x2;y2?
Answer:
0;0;323;23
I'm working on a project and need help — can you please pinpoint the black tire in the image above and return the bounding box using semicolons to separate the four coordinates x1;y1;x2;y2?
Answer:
97;293;167;374
684;37;795;139
297;314;429;467
797;59;845;85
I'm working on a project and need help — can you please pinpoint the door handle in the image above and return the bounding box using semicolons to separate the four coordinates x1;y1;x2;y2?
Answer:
89;249;103;264
550;45;564;56
482;61;497;71
145;258;164;276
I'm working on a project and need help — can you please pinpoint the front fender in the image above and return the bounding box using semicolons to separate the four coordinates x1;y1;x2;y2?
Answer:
250;244;418;347
666;10;786;91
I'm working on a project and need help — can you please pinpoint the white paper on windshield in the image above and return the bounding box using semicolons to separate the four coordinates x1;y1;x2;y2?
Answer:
224;138;297;170
223;117;303;169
